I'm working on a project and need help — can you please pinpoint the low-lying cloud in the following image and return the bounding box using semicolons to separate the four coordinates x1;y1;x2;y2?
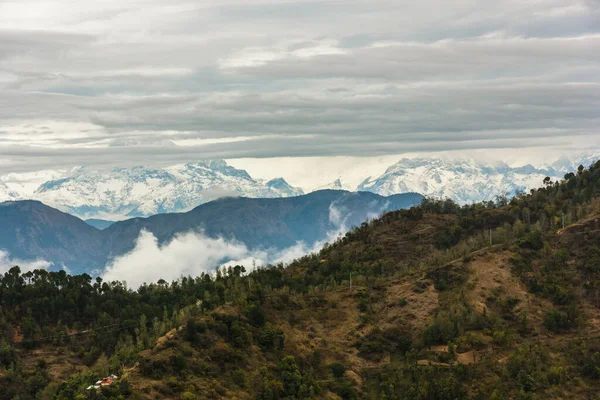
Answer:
101;202;362;288
0;250;53;274
101;228;354;289
101;230;251;288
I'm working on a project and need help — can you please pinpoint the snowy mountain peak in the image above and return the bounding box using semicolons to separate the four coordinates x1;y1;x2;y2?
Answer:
265;178;305;197
359;154;600;204
1;153;598;219
0;160;304;220
314;178;347;191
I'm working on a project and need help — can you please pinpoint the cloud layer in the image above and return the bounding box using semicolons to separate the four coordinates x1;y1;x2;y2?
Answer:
0;0;599;172
100;228;344;289
0;250;53;274
101;201;356;288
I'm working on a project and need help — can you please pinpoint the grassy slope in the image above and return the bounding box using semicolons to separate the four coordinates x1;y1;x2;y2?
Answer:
116;211;600;399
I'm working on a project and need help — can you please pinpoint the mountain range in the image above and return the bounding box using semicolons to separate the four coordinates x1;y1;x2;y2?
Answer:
2;155;598;221
0;160;304;220
0;190;423;274
357;155;600;203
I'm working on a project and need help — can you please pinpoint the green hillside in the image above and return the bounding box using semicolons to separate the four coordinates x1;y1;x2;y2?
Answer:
1;161;600;400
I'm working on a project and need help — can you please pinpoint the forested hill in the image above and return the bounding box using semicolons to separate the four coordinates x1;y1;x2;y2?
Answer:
0;190;423;273
1;161;600;399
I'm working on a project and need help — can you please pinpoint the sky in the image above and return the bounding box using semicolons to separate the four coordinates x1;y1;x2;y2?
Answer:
1;0;599;175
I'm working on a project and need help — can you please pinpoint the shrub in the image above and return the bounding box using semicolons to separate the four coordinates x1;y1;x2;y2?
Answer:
330;362;346;379
518;231;543;250
232;369;248;388
543;310;575;333
256;327;285;350
568;338;600;379
248;305;266;327
356;327;412;361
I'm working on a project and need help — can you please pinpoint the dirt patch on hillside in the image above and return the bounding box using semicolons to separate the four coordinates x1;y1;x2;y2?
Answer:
456;351;475;365
466;250;551;331
154;328;179;350
273;289;377;372
381;278;439;332
19;347;85;380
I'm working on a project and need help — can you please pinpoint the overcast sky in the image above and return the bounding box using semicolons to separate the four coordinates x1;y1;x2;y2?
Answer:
1;0;599;174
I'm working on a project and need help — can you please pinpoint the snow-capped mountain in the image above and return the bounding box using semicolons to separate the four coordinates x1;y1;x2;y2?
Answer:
313;179;348;192
358;154;600;203
0;160;303;219
1;153;598;220
0;170;67;201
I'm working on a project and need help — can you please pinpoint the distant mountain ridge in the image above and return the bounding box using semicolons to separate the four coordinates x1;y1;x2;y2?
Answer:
85;219;115;230
0;190;424;274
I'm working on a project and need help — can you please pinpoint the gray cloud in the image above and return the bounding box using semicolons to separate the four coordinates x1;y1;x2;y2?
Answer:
0;0;598;172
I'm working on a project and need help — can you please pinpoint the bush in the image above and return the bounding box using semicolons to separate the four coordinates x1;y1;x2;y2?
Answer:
492;330;509;347
256;327;285;351
330;362;346;379
506;343;550;392
232;369;248;388
356;327;412;361
518;231;543;250
423;312;463;345
543;310;575;333
167;377;184;392
568;338;600;379
248;305;266;327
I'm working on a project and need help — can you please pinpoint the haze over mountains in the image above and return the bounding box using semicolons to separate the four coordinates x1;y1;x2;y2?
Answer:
1;153;598;221
0;190;423;276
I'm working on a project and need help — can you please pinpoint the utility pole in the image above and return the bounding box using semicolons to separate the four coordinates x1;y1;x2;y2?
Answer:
489;229;492;246
349;272;352;290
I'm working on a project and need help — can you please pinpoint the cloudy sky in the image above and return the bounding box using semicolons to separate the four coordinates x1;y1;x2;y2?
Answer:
1;0;599;174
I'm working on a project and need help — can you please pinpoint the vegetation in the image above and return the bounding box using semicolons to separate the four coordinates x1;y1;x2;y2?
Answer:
1;160;600;399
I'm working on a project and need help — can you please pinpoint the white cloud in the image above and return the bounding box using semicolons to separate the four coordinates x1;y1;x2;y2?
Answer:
0;250;53;274
101;230;251;288
101;202;357;288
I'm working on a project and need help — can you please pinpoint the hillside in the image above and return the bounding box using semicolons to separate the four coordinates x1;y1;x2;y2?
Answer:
0;161;599;399
0;201;103;268
0;191;423;273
